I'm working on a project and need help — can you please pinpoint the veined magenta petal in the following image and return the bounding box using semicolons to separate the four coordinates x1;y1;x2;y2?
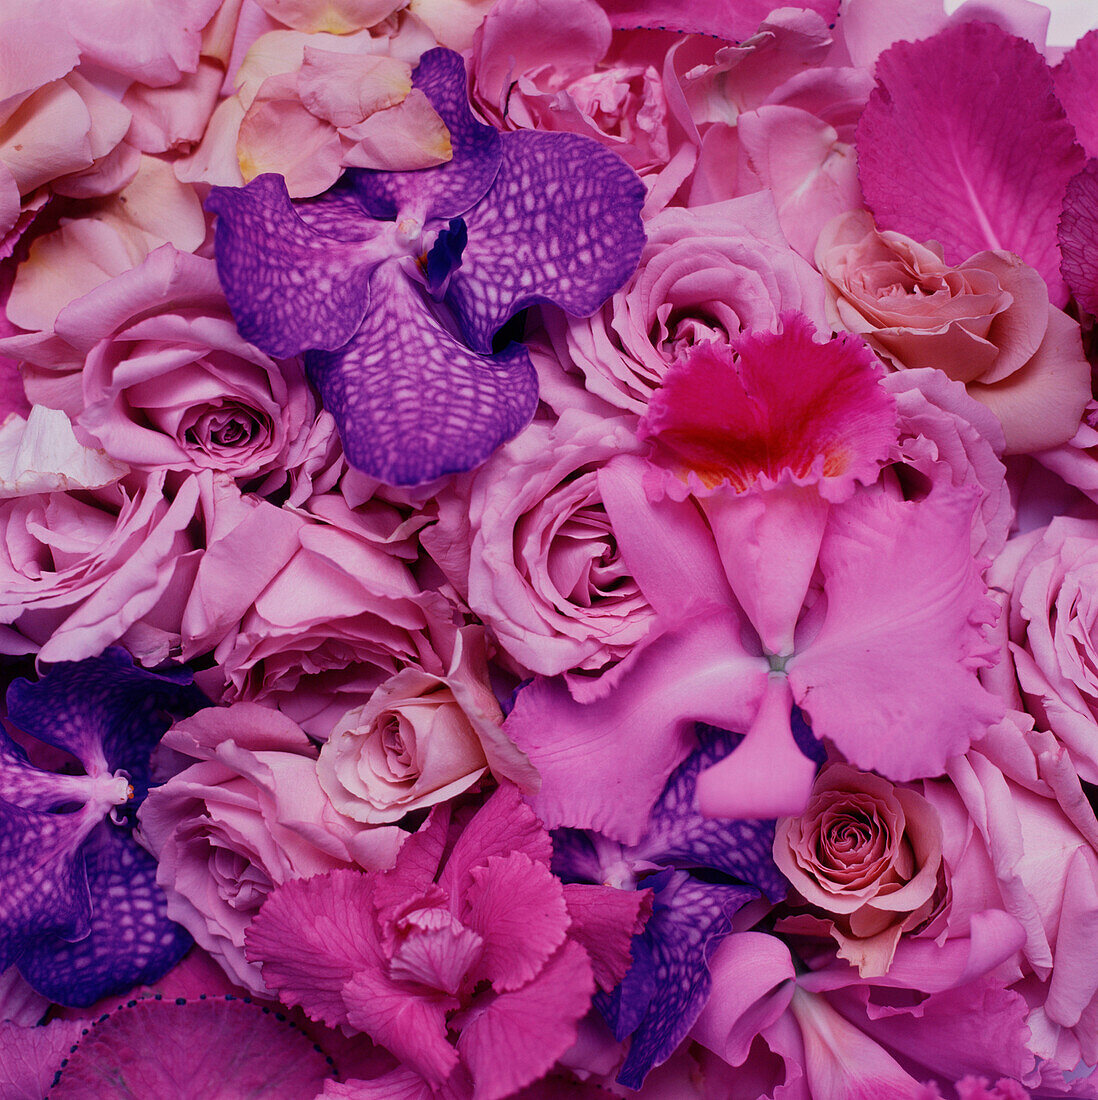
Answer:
1054;29;1098;159
1059;159;1098;316
787;487;1004;781
561;883;651;991
697;675;817;821
504;615;769;844
857;22;1085;307
701;485;830;657
640;313;895;503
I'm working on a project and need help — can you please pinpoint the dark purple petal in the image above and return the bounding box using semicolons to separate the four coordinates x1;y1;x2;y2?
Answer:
425;217;468;296
207;174;391;358
351;48;502;222
0;738;81;811
633;727;788;903
18;825;191;1007
1060;159;1098;315
6;648;206;804
305;265;538;485
0;802;93;971
293;180;379;240
598;871;756;1089
446;130;647;354
550;830;606;885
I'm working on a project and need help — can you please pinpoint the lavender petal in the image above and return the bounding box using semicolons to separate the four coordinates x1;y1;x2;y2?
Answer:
446;129;647;354
634;727;789;902
305;264;538;485
17;825;190;1007
351;49;501;223
207;174;390;358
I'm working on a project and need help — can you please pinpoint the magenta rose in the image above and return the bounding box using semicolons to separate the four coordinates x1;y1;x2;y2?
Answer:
7;245;323;487
815;210;1091;454
552;191;828;414
138;702;404;992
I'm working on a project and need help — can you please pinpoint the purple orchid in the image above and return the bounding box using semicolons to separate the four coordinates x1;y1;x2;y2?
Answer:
551;728;791;1088
0;649;206;1006
207;48;647;486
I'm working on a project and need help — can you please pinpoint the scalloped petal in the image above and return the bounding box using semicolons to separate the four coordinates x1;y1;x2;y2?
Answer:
560;883;652;991
304;264;538;485
447;130;646;355
351;48;500;222
1054;28;1098;159
207;174;389;359
1059;159;1098;316
857;22;1085;306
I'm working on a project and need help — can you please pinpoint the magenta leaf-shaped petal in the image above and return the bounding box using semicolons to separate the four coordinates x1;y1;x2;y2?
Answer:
207;174;389;358
640;314;895;503
245;869;380;1029
49;997;335;1099
597;0;838;39
857;21;1085;306
464;852;570;992
560;883;652;991
1054;28;1098;159
18;825;191;1007
0;1018;85;1100
1059;159;1098;316
305;264;538;485
351;48;501;222
787;486;1005;781
456;940;594;1100
447;130;646;355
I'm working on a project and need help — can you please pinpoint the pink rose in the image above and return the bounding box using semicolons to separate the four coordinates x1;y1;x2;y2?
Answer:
317;627;536;823
138;702;404;991
552;191;827;414
815;210;1091;453
774;763;944;976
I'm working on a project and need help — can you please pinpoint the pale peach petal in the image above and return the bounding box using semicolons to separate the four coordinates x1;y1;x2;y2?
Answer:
341;89;452;170
298;47;411;126
237;94;343;197
254;0;404;34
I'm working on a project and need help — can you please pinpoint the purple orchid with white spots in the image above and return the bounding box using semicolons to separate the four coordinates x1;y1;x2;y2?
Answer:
207;48;647;486
551;727;791;1088
0;649;206;1007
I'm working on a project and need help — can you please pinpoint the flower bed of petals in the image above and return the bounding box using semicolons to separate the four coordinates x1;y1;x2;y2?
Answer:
2;0;1098;1097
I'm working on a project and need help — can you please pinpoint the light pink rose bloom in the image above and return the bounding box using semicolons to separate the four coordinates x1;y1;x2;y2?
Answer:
198;494;456;738
317;626;536;823
138;702;404;991
551;190;827;415
1032;402;1098;510
774;763;944;977
815;210;1091;454
9;246;324;487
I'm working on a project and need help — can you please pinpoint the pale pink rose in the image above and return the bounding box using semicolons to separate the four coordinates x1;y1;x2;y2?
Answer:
460;409;657;694
1032;401;1098;509
138;702;404;991
0;469;199;663
882;369;1012;562
470;0;671;175
815;210;1091;454
551;190;827;415
8;246;322;486
774;763;944;977
317;627;535;823
199;495;456;738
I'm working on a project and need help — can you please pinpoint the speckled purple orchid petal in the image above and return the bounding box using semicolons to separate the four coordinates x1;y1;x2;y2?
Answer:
350;48;501;222
207;174;392;359
18;824;191;1007
1060;159;1098;316
632;728;788;903
0;738;82;810
447;130;647;355
0;801;95;973
599;870;756;1089
305;264;538;485
7;648;206;805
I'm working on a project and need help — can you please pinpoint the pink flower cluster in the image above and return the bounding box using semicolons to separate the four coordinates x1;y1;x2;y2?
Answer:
2;0;1098;1098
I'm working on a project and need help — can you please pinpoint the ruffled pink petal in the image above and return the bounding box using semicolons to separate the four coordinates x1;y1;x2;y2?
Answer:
245;869;380;1028
504;615;769;844
787;486;1004;780
464;852;570;992
456;940;594;1100
597;0;838;40
561;883;652;991
49;998;333;1099
320;1068;440;1100
389;917;484;997
1054;29;1098;159
1059;160;1098;317
640;313;894;504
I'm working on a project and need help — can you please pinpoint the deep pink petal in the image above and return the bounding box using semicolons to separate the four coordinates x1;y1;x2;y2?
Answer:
0;1018;85;1100
640;314;894;503
1054;29;1098;159
245;870;380;1028
464;853;570;993
1059;160;1098;316
787;486;1004;780
504;615;769;844
561;883;652;991
597;0;837;39
457;941;594;1100
857;22;1085;306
